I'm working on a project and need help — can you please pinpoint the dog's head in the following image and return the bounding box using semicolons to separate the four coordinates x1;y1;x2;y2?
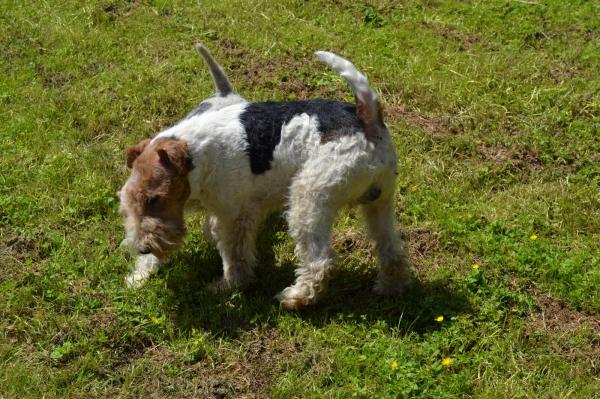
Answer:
119;137;193;259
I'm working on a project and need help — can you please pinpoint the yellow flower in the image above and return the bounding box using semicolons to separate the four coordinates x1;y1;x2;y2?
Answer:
391;360;398;369
410;185;417;193
441;357;452;367
530;234;538;241
150;316;161;324
472;263;480;270
435;315;444;322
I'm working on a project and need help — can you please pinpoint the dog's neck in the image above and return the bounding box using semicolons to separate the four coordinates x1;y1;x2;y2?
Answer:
154;104;247;208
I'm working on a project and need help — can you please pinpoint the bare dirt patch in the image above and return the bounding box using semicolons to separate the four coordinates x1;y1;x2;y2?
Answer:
528;290;599;336
215;39;350;100
105;327;297;397
426;22;481;51
1;229;49;281
476;142;542;169
190;328;301;398
3;235;39;262
400;226;445;277
91;307;118;331
385;103;450;136
35;64;73;89
549;62;580;84
526;290;600;368
333;226;442;274
401;226;442;261
526;289;599;360
333;228;374;262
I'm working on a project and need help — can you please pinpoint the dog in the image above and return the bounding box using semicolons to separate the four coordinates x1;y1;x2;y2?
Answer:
119;44;411;309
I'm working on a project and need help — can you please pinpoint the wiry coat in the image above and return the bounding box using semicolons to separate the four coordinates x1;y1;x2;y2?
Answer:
120;47;410;309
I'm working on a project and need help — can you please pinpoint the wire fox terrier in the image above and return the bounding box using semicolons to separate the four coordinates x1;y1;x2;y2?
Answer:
119;44;411;309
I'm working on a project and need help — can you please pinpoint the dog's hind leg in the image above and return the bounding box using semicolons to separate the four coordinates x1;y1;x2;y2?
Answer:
361;189;411;296
276;170;342;310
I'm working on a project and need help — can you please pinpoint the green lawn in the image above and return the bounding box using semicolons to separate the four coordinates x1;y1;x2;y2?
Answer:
1;0;599;397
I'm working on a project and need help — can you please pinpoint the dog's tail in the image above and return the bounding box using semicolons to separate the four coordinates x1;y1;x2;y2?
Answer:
195;43;234;96
315;51;385;141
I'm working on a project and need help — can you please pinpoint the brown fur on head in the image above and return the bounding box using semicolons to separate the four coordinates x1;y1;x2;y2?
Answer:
119;137;193;259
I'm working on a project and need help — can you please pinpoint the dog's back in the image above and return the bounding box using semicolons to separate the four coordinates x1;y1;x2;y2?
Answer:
239;99;362;174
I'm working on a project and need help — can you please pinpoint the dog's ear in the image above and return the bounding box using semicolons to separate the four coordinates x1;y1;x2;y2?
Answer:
127;139;151;168
156;139;193;176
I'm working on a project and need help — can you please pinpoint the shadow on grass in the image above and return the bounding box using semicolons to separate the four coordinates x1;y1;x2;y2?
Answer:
161;218;472;338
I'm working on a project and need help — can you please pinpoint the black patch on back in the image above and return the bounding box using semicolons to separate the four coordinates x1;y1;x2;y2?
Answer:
239;99;361;174
185;101;212;118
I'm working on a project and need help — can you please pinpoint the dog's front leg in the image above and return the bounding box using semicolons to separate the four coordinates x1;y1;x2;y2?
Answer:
125;254;161;288
210;212;260;291
202;213;220;244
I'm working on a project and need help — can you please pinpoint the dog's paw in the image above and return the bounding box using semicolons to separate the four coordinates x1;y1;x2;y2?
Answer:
208;272;254;293
125;270;149;288
373;274;411;296
125;254;161;288
207;278;235;293
275;284;315;310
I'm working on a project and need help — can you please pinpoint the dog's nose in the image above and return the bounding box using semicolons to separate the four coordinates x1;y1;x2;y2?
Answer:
139;247;152;255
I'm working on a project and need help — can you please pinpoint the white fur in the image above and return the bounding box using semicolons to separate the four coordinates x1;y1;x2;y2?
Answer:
200;93;246;110
315;51;378;112
125;254;161;288
315;51;382;127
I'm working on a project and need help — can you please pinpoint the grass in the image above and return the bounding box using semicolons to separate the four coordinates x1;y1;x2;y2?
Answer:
1;0;599;397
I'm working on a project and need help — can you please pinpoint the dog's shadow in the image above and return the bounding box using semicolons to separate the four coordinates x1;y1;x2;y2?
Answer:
161;218;472;338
